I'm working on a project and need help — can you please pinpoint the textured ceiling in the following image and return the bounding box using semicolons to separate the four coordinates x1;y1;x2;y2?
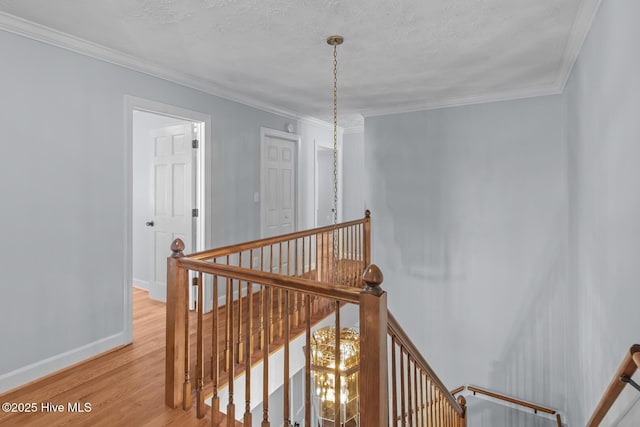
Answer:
0;0;600;127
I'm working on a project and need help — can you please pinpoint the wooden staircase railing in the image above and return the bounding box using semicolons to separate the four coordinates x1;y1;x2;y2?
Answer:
387;313;466;427
587;344;640;426
165;211;464;426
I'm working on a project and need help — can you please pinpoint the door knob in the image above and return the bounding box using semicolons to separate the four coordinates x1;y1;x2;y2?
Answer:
146;221;154;227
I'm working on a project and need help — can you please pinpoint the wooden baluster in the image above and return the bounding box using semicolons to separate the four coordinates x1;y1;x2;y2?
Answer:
210;263;217;383
430;379;435;427
225;274;231;372
420;373;425;426
211;274;220;426
244;279;252;427
450;402;454;427
319;231;324;282
304;294;311;427
262;285;270;427
392;338;398;426
431;383;437;427
183;269;192;411
249;249;255;354
438;385;443;427
359;264;388;427
334;300;341;427
283;290;291;427
432;387;437;427
414;364;419;427
227;279;236;427
196;272;205;418
302;236;306;275
351;225;356;283
457;396;466;427
400;348;406;426
340;227;344;283
278;244;283;339
425;378;431;427
269;245;275;344
237;254;244;364
293;240;299;328
166;239;188;408
258;247;265;351
408;357;414;427
309;234;313;278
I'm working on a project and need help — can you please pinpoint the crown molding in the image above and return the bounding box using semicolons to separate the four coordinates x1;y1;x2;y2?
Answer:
0;11;336;130
360;85;562;118
343;126;364;135
554;0;603;92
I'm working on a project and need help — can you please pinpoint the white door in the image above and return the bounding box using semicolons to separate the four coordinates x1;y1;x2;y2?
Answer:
150;124;194;300
261;131;297;274
264;135;296;237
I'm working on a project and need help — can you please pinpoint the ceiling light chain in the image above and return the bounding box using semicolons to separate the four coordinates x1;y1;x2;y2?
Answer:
327;35;343;284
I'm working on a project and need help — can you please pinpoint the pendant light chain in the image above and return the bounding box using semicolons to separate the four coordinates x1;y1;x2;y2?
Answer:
327;35;343;284
332;43;338;227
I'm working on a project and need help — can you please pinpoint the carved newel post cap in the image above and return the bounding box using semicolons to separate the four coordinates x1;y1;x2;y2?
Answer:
365;209;371;218
457;395;467;408
362;264;383;294
170;238;185;258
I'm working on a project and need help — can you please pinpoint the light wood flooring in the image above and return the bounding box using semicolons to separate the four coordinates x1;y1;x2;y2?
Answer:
0;288;235;427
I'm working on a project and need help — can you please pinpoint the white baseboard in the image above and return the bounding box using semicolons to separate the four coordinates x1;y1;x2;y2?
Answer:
0;332;124;395
132;278;149;290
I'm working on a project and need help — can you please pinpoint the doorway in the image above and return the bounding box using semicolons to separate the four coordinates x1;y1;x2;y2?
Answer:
125;96;211;344
132;111;201;302
315;147;334;227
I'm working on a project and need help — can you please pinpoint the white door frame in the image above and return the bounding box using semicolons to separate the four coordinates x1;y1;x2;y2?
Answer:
124;95;212;344
260;127;301;237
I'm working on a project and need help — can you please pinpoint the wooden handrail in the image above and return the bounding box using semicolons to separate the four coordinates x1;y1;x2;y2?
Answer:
453;384;562;426
387;312;464;416
187;215;370;260
465;385;557;415
587;344;640;426
177;257;361;303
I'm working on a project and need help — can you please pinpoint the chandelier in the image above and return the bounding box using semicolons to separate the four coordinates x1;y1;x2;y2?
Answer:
311;326;360;426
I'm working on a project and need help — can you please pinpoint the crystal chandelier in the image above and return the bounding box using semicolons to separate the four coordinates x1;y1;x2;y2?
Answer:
311;326;360;426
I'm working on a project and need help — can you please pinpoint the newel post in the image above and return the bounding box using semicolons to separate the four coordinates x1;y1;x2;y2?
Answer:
165;238;189;408
363;210;371;267
359;264;389;427
457;395;467;427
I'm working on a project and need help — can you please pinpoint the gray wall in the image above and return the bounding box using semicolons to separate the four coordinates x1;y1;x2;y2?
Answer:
343;131;365;221
364;95;570;411
0;29;330;391
563;0;640;424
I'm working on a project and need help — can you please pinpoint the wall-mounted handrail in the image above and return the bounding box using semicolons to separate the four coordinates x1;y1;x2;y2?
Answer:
463;385;557;414
587;344;640;426
453;384;562;426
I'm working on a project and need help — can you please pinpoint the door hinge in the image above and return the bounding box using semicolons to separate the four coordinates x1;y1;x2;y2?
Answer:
192;277;198;287
192;208;199;218
192;139;199;149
